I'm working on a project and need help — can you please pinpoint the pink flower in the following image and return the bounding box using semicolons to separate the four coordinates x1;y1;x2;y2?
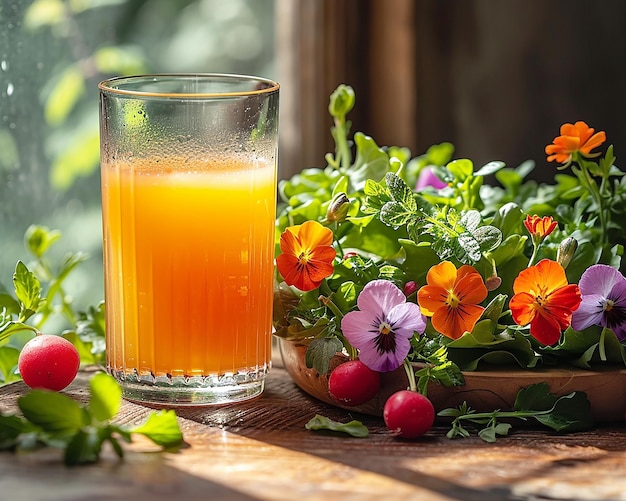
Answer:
416;167;447;191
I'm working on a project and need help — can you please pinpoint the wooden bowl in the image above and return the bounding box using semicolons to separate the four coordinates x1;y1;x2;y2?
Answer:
276;336;626;422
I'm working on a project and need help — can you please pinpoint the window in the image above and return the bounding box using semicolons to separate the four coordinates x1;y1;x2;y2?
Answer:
0;0;275;314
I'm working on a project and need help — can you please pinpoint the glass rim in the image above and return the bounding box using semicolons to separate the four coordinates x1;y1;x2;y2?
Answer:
98;73;279;98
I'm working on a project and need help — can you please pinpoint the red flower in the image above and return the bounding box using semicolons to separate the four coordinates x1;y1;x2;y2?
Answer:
509;259;581;345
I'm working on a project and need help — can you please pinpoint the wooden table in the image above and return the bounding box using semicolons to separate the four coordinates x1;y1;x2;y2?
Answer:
2;357;626;501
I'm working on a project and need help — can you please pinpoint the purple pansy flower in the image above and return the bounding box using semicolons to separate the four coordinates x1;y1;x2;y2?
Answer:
341;279;426;372
571;264;626;340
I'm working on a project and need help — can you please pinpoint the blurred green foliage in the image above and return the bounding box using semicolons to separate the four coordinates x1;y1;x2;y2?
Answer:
0;0;275;312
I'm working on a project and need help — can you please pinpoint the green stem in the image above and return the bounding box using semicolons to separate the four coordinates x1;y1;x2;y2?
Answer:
403;358;417;393
456;409;548;423
334;118;352;172
528;241;539;267
318;295;356;359
577;158;608;244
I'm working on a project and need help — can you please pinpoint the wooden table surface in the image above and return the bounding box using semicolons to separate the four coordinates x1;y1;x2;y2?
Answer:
2;355;626;501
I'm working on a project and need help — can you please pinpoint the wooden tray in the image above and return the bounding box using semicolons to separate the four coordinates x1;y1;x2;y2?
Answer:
277;336;626;422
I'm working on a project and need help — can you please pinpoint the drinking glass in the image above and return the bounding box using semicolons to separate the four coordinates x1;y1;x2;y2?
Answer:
99;74;279;405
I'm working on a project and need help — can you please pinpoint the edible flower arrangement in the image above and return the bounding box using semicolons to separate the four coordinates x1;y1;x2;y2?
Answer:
273;85;626;439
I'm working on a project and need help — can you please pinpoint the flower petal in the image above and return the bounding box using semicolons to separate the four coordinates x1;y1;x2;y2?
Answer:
513;259;568;296
387;302;426;338
571;293;606;331
341;310;380;349
578;264;623;297
455;266;488;304
509;291;536;326
297;220;333;248
417;285;448;316
529;311;563;345
356;280;406;319
426;261;458;290
431;303;484;340
358;336;409;372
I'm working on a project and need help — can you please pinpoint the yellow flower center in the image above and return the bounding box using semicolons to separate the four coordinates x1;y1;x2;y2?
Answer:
446;291;460;309
379;322;392;335
604;299;615;312
297;250;311;266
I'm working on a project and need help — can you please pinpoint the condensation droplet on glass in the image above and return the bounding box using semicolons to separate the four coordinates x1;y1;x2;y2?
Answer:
0;60;7;71
6;83;14;96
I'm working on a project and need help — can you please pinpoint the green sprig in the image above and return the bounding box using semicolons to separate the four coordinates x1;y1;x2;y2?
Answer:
439;382;593;442
0;372;184;465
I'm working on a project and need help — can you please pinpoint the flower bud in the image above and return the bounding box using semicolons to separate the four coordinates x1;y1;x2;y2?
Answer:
524;215;558;241
328;85;355;119
403;281;418;297
485;275;502;292
326;192;351;222
556;237;578;269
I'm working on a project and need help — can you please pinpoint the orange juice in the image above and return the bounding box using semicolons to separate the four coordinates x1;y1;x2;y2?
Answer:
102;155;276;384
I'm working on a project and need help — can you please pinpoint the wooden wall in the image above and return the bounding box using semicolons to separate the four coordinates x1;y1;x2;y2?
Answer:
276;0;626;181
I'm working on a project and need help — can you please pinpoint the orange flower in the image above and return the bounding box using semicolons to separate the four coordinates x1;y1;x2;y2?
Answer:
524;215;558;240
276;220;335;291
417;261;488;340
545;121;606;164
509;259;581;346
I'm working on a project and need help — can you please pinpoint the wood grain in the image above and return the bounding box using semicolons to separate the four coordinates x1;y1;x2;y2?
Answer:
2;364;626;500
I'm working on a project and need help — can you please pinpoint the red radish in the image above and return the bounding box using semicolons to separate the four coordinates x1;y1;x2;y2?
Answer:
18;334;80;391
328;359;381;406
383;390;435;438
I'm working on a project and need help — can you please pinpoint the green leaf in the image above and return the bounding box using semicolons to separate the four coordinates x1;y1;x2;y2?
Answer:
380;201;416;228
480;295;507;325
93;45;147;75
385;172;416;208
23;0;65;29
472;225;502;252
305;337;343;374
128;410;184;448
490;202;525;239
535;393;593;432
89;373;122;422
460;210;481;232
446;159;474;180
24;225;62;259
0;413;35;449
514;382;557;412
44;64;85;126
446;328;540;370
0;346;20;384
332;281;361;313
50;127;100;190
43;252;89;310
13;261;42;321
305;414;369;438
18;391;88;436
478;422;511;443
64;427;105;466
514;382;593;432
474;161;506;177
348;133;391;190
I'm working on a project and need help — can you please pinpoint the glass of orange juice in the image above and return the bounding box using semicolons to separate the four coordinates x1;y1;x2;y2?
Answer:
98;74;279;405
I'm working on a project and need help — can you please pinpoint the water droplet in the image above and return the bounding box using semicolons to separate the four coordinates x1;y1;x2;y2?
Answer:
0;60;7;71
6;83;13;96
